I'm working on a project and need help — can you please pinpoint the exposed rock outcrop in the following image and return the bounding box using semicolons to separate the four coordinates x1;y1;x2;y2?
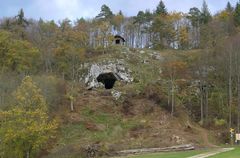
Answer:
84;60;133;89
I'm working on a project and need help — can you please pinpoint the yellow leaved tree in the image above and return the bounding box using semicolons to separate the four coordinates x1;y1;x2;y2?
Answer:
0;76;58;158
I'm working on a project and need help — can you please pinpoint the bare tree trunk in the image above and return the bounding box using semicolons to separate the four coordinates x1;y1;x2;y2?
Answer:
237;50;240;133
171;79;174;116
229;51;232;128
200;83;204;123
26;151;30;158
197;21;200;48
238;73;240;132
70;99;74;112
45;59;49;73
205;85;208;122
168;81;170;107
25;147;31;158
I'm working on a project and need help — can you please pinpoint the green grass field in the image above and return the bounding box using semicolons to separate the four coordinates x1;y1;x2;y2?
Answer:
121;149;208;158
208;147;240;158
121;147;240;158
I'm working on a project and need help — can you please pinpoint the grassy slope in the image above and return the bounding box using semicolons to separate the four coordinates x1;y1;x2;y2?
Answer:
44;47;213;157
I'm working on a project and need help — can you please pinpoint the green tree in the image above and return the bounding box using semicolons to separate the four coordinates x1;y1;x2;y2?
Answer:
134;11;145;24
29;19;59;73
53;24;86;80
59;18;72;32
155;0;168;16
14;76;47;110
15;9;28;27
0;30;39;73
216;4;235;36
201;0;212;24
96;4;114;21
13;9;29;39
0;76;58;158
187;7;201;48
188;7;201;27
234;1;240;26
151;13;177;49
226;1;234;13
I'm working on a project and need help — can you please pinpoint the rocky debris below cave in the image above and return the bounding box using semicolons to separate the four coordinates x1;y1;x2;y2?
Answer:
150;52;163;60
111;90;122;100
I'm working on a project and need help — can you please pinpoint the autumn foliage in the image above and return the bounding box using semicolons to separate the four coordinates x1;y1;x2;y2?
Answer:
0;76;58;158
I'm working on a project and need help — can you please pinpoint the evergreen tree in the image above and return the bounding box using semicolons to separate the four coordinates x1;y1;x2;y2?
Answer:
15;8;28;27
134;11;145;24
234;1;240;26
188;7;201;27
144;10;153;23
59;18;72;32
201;0;211;24
96;4;114;20
156;0;167;16
226;1;234;13
118;10;123;16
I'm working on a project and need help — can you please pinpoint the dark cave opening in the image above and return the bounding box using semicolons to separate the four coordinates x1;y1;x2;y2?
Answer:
115;39;120;44
97;72;118;89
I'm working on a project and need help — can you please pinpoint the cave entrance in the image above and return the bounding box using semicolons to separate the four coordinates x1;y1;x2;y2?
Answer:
97;72;118;89
116;39;120;44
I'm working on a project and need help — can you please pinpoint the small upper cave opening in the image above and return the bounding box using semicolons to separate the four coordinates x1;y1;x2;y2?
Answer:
114;35;125;45
97;72;119;89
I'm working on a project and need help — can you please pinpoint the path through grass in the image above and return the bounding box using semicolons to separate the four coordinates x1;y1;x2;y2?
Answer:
120;149;209;158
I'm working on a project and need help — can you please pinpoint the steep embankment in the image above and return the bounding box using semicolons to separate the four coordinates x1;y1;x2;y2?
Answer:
43;47;215;158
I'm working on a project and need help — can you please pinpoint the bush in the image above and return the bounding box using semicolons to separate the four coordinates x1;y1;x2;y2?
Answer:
0;72;22;109
214;118;227;127
33;75;66;111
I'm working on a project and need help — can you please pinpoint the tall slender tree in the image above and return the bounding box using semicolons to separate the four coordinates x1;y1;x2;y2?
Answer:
201;0;212;24
15;9;28;27
226;1;234;13
234;1;240;26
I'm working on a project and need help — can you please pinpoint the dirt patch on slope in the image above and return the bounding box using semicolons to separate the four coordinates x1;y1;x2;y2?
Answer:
48;88;216;157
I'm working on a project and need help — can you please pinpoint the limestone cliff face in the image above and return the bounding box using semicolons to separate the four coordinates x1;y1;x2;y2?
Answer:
83;60;133;89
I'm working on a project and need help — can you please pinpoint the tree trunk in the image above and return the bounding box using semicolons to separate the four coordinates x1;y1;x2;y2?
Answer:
70;99;74;112
205;85;208;122
25;147;31;158
168;81;170;107
237;50;240;133
200;84;204;123
238;73;240;132
229;51;232;128
26;151;30;158
171;79;174;116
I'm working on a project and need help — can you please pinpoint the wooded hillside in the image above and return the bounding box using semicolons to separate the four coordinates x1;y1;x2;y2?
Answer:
1;1;240;157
